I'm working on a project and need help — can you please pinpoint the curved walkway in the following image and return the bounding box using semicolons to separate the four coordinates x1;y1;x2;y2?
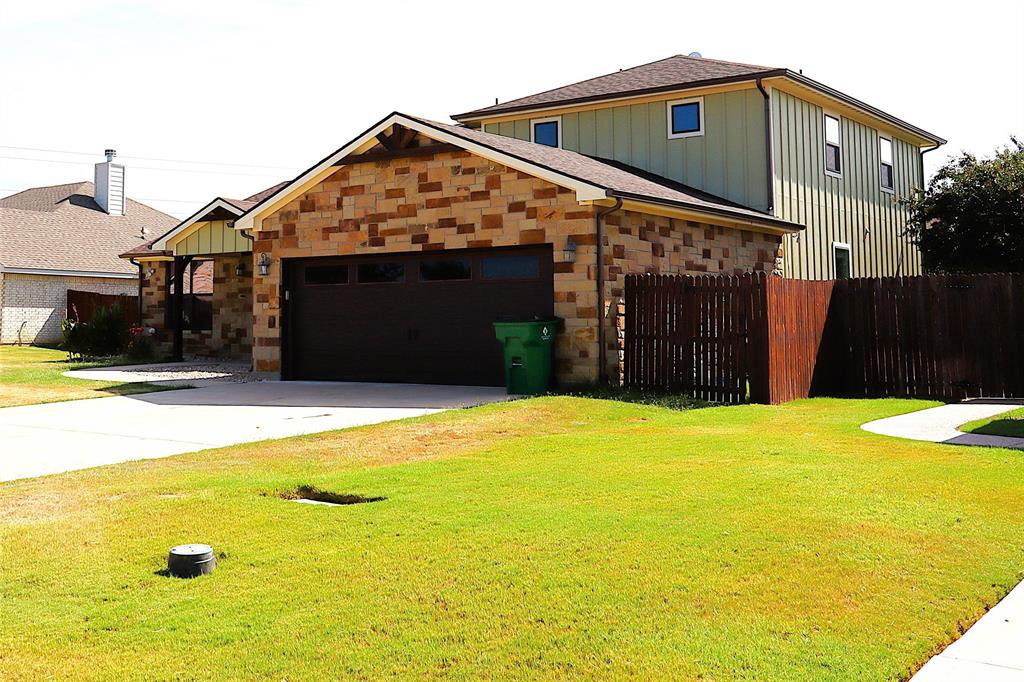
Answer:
862;400;1024;450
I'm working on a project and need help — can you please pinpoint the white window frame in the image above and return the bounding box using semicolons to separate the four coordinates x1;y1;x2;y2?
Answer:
878;134;895;194
530;115;562;148
833;241;852;279
823;112;843;179
666;97;705;139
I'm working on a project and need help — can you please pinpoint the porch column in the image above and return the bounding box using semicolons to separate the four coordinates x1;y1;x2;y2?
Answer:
171;255;193;361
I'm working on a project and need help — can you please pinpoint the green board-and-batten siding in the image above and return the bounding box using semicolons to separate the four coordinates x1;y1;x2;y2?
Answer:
772;89;923;279
485;89;770;212
171;220;252;257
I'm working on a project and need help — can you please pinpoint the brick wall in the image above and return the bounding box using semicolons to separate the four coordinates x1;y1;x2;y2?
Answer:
211;255;252;358
251;148;783;384
139;257;252;360
604;210;783;378
0;272;137;345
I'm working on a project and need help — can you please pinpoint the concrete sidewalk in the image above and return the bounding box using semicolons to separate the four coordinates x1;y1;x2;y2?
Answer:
912;580;1024;680
862;401;1024;450
0;381;510;482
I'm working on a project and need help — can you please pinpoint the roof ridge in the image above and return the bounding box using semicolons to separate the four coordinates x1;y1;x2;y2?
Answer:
483;54;684;113
669;53;778;71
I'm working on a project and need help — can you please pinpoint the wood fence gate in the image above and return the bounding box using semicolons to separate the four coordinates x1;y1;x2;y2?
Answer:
623;272;1024;404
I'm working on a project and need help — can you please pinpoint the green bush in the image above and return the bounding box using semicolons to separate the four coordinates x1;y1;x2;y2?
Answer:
62;304;130;360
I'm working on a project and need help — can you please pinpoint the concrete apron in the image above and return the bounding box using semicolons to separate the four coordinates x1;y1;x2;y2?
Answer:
0;382;511;482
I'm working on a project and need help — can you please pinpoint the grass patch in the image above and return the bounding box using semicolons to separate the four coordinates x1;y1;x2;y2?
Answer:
1;397;1024;679
960;406;1024;438
0;345;175;407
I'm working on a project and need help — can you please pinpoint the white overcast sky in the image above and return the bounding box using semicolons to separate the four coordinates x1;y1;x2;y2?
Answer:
1;0;1021;219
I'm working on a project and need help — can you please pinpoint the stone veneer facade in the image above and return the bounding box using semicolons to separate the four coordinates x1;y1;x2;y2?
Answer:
251;148;783;384
140;254;252;360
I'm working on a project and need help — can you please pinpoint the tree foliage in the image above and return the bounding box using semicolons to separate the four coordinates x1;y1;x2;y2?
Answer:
904;138;1024;273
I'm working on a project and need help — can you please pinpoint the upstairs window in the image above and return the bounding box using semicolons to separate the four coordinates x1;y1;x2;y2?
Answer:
667;97;704;139
530;117;561;148
824;114;842;176
879;136;894;191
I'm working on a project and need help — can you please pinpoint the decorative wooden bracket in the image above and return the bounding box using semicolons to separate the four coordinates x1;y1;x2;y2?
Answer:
375;125;418;152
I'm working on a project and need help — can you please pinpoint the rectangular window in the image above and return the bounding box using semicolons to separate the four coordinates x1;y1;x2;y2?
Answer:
824;114;842;175
833;243;851;279
530;117;561;148
419;258;471;281
304;265;349;285
667;97;704;139
879;136;894;191
357;262;404;284
481;254;540;280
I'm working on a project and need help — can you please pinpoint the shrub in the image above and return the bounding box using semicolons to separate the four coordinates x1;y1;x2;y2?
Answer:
61;303;131;359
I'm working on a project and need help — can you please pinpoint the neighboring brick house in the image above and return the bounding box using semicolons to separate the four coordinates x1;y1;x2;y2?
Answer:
0;153;177;344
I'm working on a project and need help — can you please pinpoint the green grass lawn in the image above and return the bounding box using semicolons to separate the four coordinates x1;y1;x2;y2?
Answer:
960;406;1024;438
2;397;1023;679
0;345;172;407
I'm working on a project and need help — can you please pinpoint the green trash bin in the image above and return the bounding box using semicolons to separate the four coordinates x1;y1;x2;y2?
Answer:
493;318;560;395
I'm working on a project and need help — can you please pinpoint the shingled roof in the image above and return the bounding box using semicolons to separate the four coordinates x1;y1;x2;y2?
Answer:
454;54;781;120
452;54;945;146
0;182;177;275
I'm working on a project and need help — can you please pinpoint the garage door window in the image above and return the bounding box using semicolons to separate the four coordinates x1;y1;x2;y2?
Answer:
304;265;349;285
481;254;540;280
420;258;471;281
357;262;405;283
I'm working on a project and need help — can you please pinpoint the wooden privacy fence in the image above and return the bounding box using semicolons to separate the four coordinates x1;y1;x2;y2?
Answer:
66;290;140;325
623;272;1024;404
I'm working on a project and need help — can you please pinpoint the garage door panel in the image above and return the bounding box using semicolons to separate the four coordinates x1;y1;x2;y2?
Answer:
284;245;553;385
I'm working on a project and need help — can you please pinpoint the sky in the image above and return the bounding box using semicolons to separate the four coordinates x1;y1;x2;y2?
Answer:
1;0;1021;220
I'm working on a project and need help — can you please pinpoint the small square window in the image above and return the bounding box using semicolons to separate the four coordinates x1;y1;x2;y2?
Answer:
667;98;703;139
879;137;894;191
824;114;842;175
834;244;851;279
531;119;560;148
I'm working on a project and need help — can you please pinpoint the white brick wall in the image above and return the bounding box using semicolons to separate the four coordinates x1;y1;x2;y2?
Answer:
0;273;137;345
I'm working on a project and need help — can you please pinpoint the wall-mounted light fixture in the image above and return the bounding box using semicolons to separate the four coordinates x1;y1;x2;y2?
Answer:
146;267;156;278
257;252;272;277
563;237;577;264
235;263;245;277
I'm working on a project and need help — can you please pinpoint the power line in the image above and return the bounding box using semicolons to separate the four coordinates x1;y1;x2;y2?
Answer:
0;186;213;204
0;144;299;171
0;154;286;178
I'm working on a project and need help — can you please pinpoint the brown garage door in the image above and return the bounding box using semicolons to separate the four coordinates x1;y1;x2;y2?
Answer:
282;245;554;385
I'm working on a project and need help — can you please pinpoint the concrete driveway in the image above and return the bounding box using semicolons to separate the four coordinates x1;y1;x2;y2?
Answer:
0;382;510;482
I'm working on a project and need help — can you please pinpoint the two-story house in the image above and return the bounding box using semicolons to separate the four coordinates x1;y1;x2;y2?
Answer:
455;54;945;280
122;54;942;386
